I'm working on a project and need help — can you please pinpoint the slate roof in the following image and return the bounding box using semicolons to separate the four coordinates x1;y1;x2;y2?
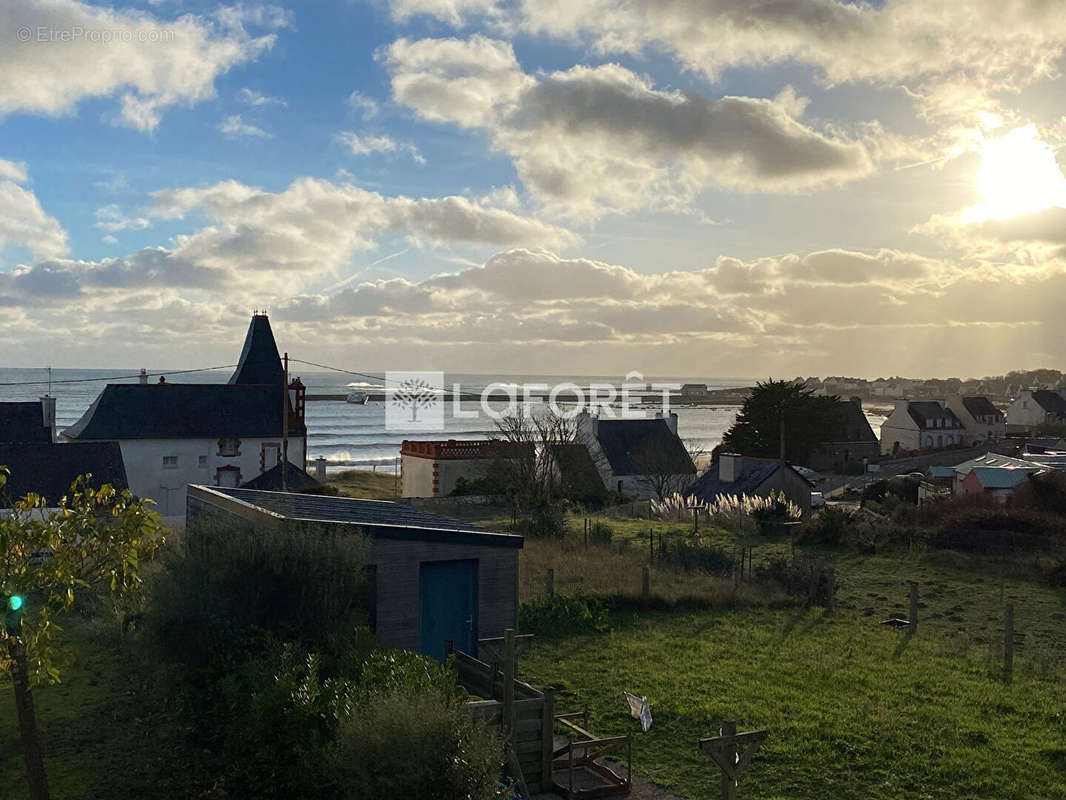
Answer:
62;383;305;440
240;460;321;492
203;486;522;547
0;442;127;508
823;399;877;443
687;456;811;503
967;467;1040;490
1030;390;1066;416
0;402;51;444
907;402;963;428
961;396;1004;421
229;313;284;386
594;418;696;476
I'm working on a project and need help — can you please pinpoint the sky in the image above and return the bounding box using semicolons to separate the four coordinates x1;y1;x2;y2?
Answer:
3;0;1066;378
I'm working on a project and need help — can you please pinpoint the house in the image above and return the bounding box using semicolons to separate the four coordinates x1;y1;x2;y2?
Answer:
951;452;1046;493
187;484;522;661
945;396;1006;446
62;313;307;517
959;467;1042;503
1006;389;1066;431
0;397;56;443
576;411;696;499
679;383;709;400
1024;436;1066;454
687;453;813;516
549;442;608;505
807;397;879;473
879;400;965;455
0;442;127;509
400;439;532;498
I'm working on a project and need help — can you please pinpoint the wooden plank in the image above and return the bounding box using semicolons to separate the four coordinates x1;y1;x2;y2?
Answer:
516;739;545;755
514;718;543;734
542;686;555;791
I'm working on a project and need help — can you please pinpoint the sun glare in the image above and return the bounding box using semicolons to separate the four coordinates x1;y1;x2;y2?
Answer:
964;125;1066;222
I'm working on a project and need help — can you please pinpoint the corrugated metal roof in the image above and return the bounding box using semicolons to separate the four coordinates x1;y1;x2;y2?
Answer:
968;467;1040;489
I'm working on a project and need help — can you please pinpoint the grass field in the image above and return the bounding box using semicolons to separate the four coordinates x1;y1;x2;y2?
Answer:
326;468;400;499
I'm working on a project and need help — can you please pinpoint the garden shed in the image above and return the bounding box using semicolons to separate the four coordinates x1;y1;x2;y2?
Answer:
185;485;523;659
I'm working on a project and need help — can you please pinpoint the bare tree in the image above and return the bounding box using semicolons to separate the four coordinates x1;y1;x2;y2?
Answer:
629;435;702;502
490;410;577;509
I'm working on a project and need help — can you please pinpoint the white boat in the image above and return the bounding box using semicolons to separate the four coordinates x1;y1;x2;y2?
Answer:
346;390;368;404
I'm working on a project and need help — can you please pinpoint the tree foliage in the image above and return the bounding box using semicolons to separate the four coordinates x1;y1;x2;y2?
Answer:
721;379;842;465
0;468;166;684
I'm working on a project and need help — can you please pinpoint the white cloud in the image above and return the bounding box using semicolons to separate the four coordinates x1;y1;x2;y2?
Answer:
0;0;284;132
336;131;425;164
218;114;271;138
387;0;502;25
238;88;286;107
0;162;68;260
385;38;875;218
347;91;381;119
95;204;151;234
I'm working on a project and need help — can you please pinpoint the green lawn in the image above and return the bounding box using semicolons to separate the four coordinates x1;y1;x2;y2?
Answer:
521;604;1066;800
326;468;400;500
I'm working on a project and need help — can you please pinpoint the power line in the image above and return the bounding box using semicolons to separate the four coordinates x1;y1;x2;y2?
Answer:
0;364;239;388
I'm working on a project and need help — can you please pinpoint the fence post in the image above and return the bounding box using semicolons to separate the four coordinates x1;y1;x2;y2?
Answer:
826;568;836;611
541;686;555;790
642;565;650;601
909;582;919;631
503;628;515;735
546;568;555;598
1004;602;1014;684
720;721;738;800
649;528;654;563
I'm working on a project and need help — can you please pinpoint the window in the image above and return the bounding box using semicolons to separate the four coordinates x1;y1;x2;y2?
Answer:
162;455;178;468
218;437;240;457
261;442;280;471
198;455;208;468
215;466;240;487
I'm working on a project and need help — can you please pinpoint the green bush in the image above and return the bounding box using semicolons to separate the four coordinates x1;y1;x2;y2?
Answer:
930;507;1060;554
330;687;501;800
588;521;614;545
515;501;568;538
519;594;608;637
797;506;856;546
658;536;735;575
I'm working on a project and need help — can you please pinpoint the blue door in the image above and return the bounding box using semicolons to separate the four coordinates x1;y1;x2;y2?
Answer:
420;559;478;661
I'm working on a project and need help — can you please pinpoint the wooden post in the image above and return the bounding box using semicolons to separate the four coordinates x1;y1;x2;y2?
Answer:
642;565;650;601
584;517;588;547
546;568;555;598
826;568;836;611
649;528;654;562
909;582;919;631
720;721;738;800
1004;602;1014;684
568;736;574;794
281;352;289;492
503;628;515;734
541;687;555;789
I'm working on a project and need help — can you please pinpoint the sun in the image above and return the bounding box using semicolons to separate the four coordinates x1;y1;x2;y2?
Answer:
964;125;1066;222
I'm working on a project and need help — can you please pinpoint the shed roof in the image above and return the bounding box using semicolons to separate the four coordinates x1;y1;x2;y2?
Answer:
0;401;51;443
0;442;127;508
62;383;304;440
954;452;1044;477
594;418;695;476
202;485;522;547
240;461;321;492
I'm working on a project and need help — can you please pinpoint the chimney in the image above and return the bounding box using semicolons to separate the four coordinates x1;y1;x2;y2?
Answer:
894;399;909;415
850;396;862;410
139;368;148;385
314;457;327;482
719;453;741;483
40;396;56;442
656;410;679;435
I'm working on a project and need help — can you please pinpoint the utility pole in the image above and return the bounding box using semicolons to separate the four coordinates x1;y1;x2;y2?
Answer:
779;410;786;463
282;352;289;492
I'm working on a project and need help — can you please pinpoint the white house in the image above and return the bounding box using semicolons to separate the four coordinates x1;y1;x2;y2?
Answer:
576;411;696;499
944;396;1006;446
62;314;307;518
879;400;965;455
1006;389;1066;431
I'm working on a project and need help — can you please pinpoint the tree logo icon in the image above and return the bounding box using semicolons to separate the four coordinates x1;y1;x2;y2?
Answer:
385;371;445;431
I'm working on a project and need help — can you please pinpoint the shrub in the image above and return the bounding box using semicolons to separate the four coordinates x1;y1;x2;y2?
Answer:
658;536;735;575
797;506;856;546
330;687;500;800
515;501;568;538
929;506;1061;554
519;594;608;637
754;555;835;605
588;521;614;545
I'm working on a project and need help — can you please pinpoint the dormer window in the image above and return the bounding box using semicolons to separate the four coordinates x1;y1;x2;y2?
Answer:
218;437;241;457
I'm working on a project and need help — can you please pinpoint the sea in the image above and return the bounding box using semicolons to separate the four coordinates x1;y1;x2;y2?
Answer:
0;367;887;474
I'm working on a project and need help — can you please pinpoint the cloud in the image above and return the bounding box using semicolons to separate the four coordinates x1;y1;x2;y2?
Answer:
347;91;381;119
336;131;425;163
0;0;284;131
95;204;151;235
218;114;271;138
0;163;68;260
239;88;286;107
387;0;502;25
384;38;875;218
